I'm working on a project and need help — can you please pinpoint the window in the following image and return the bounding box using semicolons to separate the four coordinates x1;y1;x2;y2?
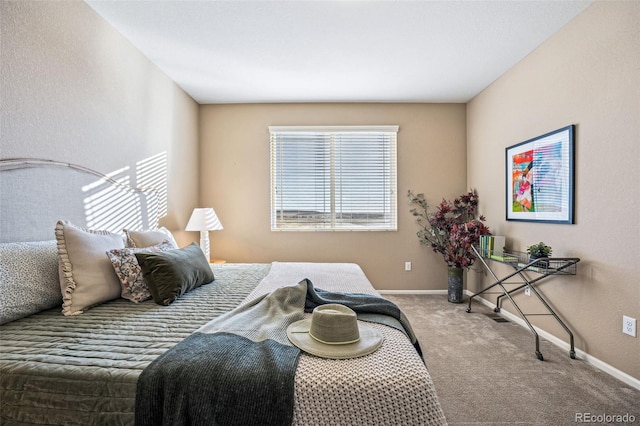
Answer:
270;126;398;231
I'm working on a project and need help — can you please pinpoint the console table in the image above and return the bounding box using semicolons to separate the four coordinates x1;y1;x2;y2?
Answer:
467;245;580;361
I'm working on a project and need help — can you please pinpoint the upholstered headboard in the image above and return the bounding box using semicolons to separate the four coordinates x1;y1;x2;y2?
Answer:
0;158;160;243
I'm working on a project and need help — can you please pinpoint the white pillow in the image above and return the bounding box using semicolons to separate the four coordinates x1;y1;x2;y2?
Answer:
55;220;125;316
0;240;62;324
124;227;178;249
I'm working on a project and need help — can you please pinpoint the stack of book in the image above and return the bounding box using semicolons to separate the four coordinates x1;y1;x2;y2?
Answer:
478;235;517;261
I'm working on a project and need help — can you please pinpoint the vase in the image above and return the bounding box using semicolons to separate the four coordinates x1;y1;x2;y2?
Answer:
447;267;464;303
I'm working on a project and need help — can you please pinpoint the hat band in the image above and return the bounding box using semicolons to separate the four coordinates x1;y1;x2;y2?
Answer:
309;331;360;346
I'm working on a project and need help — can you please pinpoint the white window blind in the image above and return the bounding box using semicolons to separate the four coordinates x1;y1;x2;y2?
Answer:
270;126;398;231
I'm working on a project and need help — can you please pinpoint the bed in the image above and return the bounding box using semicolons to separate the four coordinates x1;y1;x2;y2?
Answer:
0;158;446;425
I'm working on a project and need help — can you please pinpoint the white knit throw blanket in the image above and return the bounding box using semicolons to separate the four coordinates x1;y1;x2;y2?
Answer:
245;262;448;426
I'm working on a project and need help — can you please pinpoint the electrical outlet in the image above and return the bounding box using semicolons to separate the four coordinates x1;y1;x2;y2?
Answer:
524;285;531;296
405;262;412;271
623;316;636;337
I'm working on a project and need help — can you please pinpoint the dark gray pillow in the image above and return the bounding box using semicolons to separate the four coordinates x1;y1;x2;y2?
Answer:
135;243;215;306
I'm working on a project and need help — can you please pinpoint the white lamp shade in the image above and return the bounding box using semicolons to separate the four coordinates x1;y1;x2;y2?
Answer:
185;208;223;262
185;208;223;231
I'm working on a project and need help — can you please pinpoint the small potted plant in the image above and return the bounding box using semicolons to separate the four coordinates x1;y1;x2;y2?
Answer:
527;242;552;267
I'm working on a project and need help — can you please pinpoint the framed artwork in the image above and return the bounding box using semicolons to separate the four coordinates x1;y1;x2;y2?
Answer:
506;125;575;224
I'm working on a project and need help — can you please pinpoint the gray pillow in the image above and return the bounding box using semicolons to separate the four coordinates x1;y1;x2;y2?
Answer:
0;240;62;324
135;243;215;306
106;241;175;303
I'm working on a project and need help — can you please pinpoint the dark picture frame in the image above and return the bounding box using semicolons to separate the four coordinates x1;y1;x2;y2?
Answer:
506;125;575;224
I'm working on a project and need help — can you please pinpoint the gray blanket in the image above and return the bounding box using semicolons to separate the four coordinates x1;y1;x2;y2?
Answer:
304;279;423;358
135;332;300;426
136;279;421;425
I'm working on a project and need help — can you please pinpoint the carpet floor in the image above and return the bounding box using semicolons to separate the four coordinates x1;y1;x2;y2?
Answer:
385;294;639;426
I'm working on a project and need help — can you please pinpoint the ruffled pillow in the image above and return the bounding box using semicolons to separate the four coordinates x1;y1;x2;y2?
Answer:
106;241;175;303
55;220;125;316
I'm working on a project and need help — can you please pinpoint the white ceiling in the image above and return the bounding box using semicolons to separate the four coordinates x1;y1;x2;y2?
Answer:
85;0;593;104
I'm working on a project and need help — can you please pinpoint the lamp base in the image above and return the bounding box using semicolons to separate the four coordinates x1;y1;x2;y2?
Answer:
199;231;210;262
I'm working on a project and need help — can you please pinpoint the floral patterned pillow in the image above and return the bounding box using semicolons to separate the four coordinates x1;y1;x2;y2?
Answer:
106;241;175;303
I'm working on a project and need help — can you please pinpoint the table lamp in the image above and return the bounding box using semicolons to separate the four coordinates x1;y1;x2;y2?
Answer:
185;208;223;261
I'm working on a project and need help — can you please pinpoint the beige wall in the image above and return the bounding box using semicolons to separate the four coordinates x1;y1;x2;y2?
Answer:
0;0;200;240
467;1;639;379
199;103;466;290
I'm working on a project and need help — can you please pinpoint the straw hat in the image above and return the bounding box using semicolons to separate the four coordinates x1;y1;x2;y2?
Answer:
286;304;383;359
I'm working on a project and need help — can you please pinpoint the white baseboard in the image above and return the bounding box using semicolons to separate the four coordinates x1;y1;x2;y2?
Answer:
465;290;640;391
379;289;447;295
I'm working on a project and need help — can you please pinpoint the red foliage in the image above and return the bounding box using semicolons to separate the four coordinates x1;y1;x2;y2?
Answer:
408;190;490;269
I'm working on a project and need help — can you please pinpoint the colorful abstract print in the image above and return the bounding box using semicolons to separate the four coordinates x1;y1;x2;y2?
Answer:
511;141;565;213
